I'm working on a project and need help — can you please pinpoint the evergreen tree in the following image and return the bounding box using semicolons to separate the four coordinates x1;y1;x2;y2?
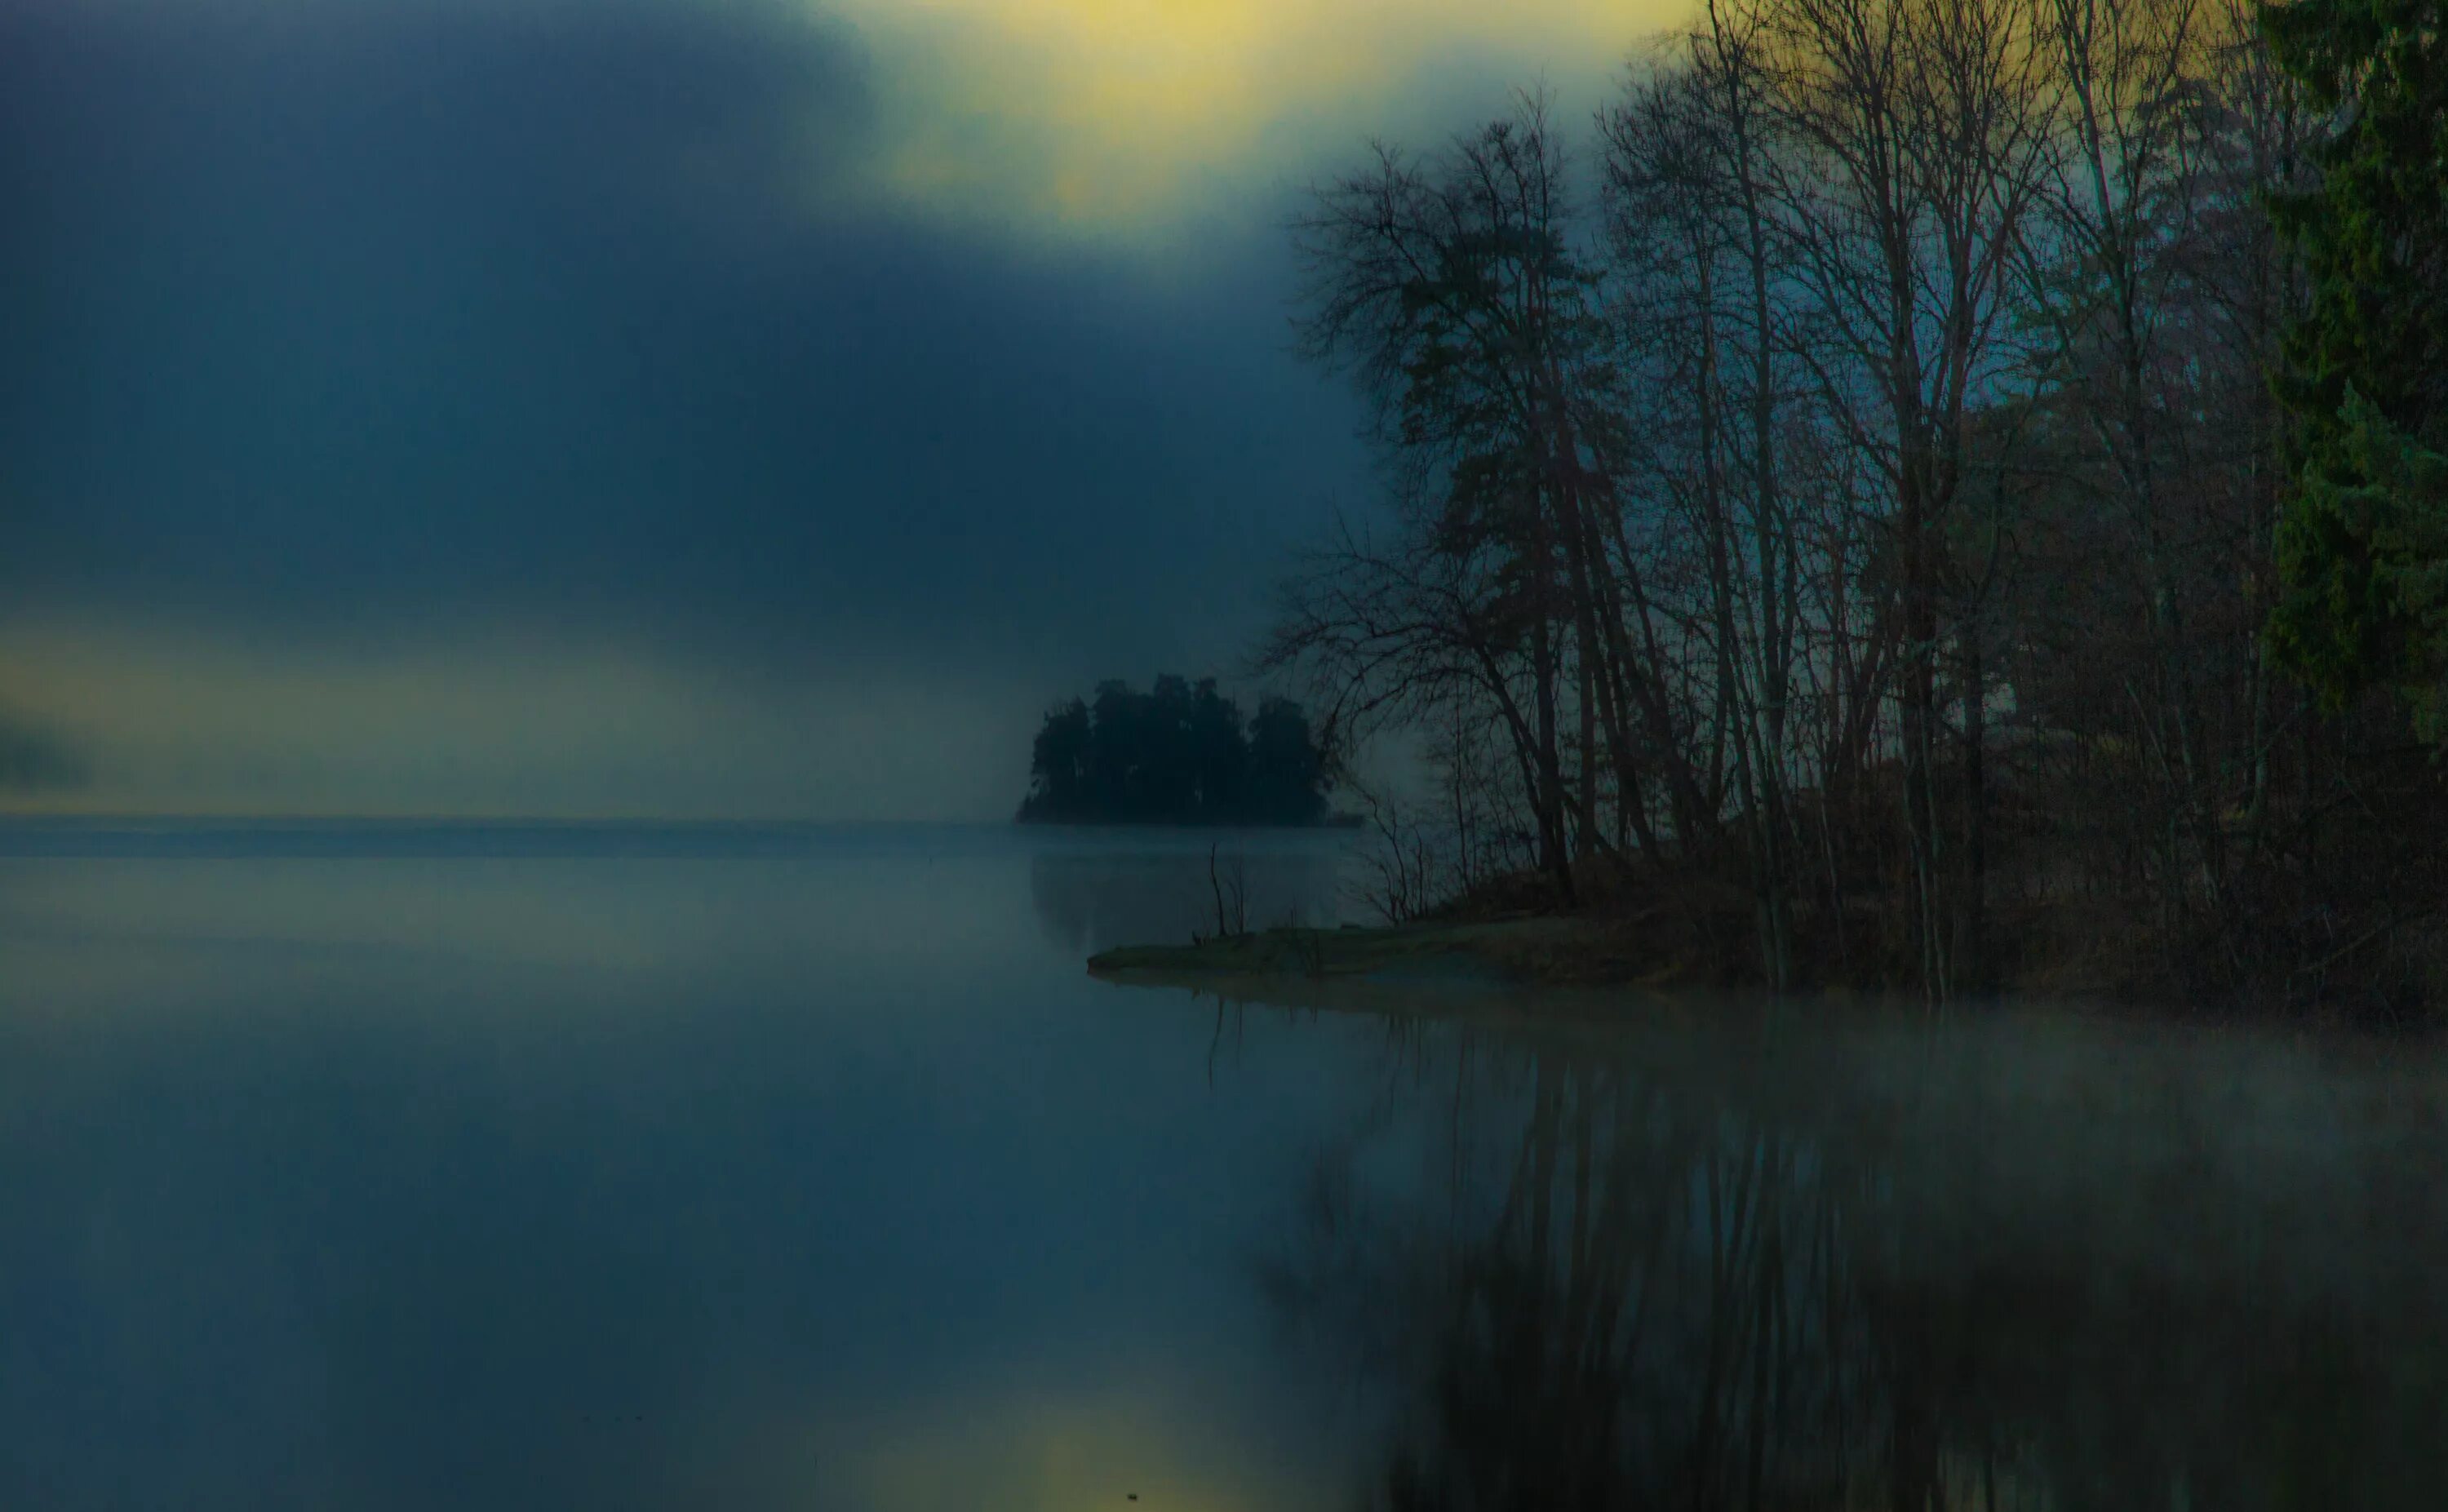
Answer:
2264;0;2448;727
1187;678;1249;817
1247;697;1329;825
1019;698;1092;821
1018;680;1333;824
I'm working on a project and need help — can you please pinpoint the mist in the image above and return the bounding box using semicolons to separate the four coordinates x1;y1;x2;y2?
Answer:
0;0;1648;818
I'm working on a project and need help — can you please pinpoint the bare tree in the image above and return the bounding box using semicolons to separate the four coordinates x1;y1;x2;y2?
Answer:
1267;0;2401;1008
1286;93;1665;902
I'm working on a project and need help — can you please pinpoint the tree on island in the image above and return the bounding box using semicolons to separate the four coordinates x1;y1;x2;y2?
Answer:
1018;676;1331;825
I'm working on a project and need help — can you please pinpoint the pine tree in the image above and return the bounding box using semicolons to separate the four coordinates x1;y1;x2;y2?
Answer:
2263;0;2448;727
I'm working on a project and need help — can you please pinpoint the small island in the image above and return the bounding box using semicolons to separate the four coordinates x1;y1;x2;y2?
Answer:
1018;676;1335;826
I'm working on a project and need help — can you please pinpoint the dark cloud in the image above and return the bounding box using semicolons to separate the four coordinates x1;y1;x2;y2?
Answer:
0;0;1368;682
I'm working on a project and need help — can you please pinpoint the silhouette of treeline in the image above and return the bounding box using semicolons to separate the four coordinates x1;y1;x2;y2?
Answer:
1018;677;1331;826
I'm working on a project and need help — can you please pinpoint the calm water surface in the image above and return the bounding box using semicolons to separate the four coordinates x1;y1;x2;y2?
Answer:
1;821;2443;1509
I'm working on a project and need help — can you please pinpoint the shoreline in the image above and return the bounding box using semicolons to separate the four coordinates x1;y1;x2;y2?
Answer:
1085;909;2448;1033
1087;916;1650;991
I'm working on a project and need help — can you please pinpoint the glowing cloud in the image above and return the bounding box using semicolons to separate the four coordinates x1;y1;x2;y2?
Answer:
827;0;1683;233
0;618;1036;821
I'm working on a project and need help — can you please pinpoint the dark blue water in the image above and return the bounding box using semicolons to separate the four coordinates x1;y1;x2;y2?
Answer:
0;823;1381;1510
4;821;2446;1510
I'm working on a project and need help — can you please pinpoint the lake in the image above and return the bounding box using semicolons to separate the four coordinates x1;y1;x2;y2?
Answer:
1;820;2443;1509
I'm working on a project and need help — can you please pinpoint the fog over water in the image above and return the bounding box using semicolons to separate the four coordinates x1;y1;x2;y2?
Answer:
3;822;2446;1509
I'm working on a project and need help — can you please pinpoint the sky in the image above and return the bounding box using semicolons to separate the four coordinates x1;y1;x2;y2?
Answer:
0;0;1677;820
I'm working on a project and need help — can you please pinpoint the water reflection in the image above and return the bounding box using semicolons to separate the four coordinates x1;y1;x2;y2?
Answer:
1029;834;1349;955
5;827;2445;1510
1249;1002;2448;1510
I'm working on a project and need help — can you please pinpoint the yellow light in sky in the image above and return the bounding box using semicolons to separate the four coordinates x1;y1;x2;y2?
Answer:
826;0;1684;235
723;1379;1328;1511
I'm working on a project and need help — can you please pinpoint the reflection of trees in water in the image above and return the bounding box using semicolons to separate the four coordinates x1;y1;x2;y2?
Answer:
1029;845;1346;956
1258;1014;2448;1510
